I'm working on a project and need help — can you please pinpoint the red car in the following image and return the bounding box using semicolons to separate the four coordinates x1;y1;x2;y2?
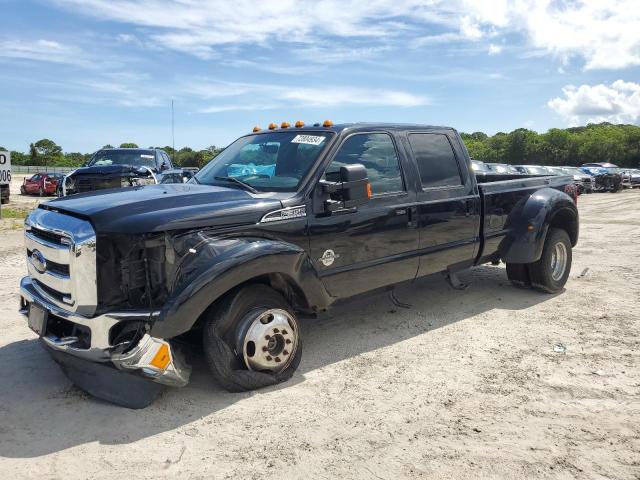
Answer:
20;173;64;196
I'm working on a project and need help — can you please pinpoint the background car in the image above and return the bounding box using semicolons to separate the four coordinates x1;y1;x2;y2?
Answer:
513;165;552;175
486;163;521;174
470;159;491;176
561;166;595;194
20;172;63;196
581;163;622;192
61;148;185;196
621;168;640;188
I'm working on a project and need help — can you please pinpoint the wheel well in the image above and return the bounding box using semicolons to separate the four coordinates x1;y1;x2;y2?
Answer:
191;274;311;331
549;208;578;246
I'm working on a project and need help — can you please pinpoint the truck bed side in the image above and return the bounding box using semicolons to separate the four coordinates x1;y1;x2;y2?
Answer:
475;175;576;264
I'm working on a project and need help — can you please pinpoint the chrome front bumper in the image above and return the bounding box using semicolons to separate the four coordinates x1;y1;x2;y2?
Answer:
20;276;190;387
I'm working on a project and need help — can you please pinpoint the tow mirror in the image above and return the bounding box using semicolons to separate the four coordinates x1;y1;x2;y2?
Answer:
319;163;370;213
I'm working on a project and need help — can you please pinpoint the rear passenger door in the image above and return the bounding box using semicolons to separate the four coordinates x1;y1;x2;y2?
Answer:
405;131;480;277
307;132;419;298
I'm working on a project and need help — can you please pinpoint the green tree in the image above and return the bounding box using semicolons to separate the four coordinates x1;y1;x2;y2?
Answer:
30;139;63;166
119;142;139;148
102;144;114;149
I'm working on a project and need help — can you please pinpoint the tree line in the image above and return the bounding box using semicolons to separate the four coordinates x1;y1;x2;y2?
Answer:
2;122;640;170
0;140;223;169
461;122;640;167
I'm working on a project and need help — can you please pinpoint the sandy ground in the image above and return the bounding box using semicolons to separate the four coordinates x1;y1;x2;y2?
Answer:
0;191;638;479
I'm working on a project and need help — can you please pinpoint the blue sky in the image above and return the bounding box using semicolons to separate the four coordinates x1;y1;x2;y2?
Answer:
1;0;639;153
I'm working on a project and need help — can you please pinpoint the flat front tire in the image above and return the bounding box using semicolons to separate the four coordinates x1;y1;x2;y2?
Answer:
203;284;302;392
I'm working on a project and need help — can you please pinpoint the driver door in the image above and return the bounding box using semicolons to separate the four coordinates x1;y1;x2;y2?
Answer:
307;132;419;299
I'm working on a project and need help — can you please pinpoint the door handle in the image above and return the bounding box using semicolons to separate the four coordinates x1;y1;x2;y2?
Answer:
407;206;418;228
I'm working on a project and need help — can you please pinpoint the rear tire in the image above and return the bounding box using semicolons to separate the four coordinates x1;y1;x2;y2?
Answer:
506;263;530;288
528;228;572;293
203;284;302;392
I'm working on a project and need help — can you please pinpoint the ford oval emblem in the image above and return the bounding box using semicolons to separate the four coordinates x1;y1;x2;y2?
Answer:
31;249;47;274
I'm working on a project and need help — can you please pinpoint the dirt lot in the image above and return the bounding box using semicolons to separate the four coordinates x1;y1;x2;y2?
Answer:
0;191;638;479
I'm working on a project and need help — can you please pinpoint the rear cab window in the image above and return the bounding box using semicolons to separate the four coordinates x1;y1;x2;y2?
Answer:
407;133;463;189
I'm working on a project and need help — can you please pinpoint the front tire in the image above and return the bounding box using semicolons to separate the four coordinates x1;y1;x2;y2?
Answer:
528;228;572;293
203;284;302;392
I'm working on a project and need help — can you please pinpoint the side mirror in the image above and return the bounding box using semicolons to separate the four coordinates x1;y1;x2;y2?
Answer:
318;163;370;213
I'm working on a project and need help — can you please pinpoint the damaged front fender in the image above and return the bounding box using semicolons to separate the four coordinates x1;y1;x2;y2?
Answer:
149;232;331;339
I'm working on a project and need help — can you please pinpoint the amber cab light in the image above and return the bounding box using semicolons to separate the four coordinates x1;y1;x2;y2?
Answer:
281;121;290;128
252;126;261;132
295;120;305;128
322;119;334;127
268;122;277;130
366;183;373;198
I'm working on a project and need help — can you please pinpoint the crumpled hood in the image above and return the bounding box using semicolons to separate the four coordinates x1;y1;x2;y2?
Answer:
43;183;282;234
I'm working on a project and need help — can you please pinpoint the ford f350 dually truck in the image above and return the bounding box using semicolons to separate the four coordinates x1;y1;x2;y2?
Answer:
20;122;579;408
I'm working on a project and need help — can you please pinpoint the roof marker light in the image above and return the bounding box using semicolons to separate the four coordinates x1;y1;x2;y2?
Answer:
252;126;261;132
268;122;277;130
281;121;290;128
295;120;305;128
322;119;334;127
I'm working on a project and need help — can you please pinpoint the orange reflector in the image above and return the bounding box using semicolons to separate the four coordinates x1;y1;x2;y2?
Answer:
366;182;373;198
281;121;290;128
252;126;261;132
295;120;305;128
268;122;277;130
150;343;171;370
322;119;334;127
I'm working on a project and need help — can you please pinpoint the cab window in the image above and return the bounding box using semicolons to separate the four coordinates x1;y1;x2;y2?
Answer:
327;133;403;195
408;133;463;188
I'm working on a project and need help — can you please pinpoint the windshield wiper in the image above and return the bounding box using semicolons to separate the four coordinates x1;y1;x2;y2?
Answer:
214;176;258;194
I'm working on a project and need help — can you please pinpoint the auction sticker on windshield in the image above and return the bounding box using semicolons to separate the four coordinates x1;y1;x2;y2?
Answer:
0;151;11;185
291;135;325;146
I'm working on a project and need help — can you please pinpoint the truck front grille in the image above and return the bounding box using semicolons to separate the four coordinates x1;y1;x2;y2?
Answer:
25;209;98;316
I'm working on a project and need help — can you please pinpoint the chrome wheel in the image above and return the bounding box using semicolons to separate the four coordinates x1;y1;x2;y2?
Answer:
550;242;567;281
241;308;299;373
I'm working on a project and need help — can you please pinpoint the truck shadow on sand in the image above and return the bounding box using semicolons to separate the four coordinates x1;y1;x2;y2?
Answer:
0;264;559;458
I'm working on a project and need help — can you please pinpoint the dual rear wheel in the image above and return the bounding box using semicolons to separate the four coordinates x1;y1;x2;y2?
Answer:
506;228;572;293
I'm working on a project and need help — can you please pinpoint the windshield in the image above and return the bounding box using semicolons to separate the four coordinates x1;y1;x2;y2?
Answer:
194;131;333;192
88;150;157;168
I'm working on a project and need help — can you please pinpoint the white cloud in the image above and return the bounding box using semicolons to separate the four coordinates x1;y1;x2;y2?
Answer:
46;0;640;70
0;39;87;66
547;80;640;125
488;43;502;55
191;80;428;112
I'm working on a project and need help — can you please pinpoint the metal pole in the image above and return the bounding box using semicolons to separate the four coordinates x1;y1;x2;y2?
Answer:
171;99;175;162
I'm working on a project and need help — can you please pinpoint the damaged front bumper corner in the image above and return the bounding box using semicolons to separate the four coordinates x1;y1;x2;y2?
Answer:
20;276;191;389
112;334;190;387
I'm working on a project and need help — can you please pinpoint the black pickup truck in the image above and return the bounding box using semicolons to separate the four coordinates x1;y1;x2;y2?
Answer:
20;122;579;408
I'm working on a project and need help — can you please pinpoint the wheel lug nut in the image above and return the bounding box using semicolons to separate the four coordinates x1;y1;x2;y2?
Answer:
275;357;281;363
281;329;288;335
265;335;271;340
266;356;273;361
262;346;268;352
283;350;289;355
273;328;280;333
285;339;291;344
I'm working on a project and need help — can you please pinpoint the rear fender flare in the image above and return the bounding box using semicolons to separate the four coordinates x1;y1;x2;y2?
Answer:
499;188;578;264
